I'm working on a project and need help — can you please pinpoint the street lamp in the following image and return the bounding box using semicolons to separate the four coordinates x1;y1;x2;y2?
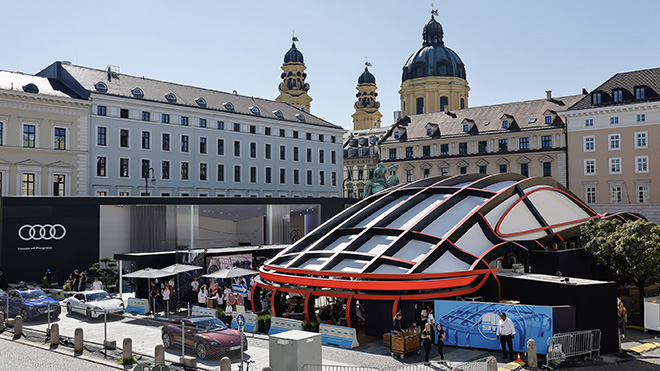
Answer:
144;167;156;196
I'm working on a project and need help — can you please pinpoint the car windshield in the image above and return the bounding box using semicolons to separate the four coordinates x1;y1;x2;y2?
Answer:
86;292;111;302
21;289;48;300
188;318;228;333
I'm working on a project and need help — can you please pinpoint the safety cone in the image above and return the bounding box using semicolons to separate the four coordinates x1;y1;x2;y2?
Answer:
516;353;523;363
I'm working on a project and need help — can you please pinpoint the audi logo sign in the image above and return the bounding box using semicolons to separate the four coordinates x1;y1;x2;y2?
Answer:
18;224;67;241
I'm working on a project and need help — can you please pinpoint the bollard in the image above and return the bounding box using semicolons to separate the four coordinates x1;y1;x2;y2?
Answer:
486;355;498;371
123;338;132;364
220;356;231;371
14;315;23;338
0;311;4;332
155;344;165;365
527;339;538;368
74;328;84;354
50;324;59;347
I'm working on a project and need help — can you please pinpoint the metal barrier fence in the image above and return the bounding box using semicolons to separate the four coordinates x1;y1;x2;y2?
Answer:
447;356;496;371
546;329;601;367
381;362;447;371
302;365;379;371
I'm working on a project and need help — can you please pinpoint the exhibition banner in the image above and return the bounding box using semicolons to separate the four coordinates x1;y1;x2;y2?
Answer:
434;300;553;354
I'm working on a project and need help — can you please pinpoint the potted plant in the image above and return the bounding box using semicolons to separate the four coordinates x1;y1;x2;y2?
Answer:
302;321;311;331
257;316;265;333
310;321;319;333
217;308;225;320
258;314;272;333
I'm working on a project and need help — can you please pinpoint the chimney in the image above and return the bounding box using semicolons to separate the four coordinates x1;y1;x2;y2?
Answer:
546;90;552;101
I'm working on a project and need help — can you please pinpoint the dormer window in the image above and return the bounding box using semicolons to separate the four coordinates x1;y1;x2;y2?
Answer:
592;92;602;105
272;110;284;119
613;89;623;103
295;113;305;122
528;118;537;124
545;116;552;124
394;131;400;139
22;83;39;94
502;120;509;129
426;128;433;136
249;106;260;115
223;102;235;111
164;93;177;103
94;82;108;93
131;88;144;98
463;124;469;132
195;97;207;107
636;87;646;100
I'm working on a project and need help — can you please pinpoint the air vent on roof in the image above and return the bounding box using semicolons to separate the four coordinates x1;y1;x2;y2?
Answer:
195;97;207;107
223;102;235;111
295;113;305;122
94;82;108;93
22;83;39;94
165;93;177;103
272;110;284;119
131;88;144;98
249;106;260;115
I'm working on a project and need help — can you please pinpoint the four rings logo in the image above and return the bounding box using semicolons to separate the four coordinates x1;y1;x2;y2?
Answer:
18;224;67;241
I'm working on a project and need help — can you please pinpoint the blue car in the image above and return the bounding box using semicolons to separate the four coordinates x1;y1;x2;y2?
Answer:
0;288;61;321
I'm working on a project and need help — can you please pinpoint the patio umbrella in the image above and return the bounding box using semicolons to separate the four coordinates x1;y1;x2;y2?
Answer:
159;264;202;303
123;267;170;279
202;267;257;279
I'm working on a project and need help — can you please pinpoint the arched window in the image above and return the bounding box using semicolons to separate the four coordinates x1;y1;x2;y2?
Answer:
416;97;424;114
460;98;465;109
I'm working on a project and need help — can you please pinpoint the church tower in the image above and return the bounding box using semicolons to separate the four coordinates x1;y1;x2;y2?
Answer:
399;11;469;115
352;63;383;130
276;37;312;112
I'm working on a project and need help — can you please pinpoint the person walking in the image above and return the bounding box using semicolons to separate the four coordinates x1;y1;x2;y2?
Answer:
618;300;628;338
422;323;433;364
436;323;446;361
497;312;515;361
198;284;208;306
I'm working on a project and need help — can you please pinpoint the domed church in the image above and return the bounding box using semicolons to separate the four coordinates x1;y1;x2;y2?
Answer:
276;37;312;112
351;62;383;130
400;11;470;115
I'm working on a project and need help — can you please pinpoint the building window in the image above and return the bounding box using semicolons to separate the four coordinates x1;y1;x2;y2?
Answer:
423;168;430;178
120;129;129;148
478;141;487;153
217;121;224;130
280;145;286;160
306;170;313;185
249;166;257;183
293;131;299;139
610;185;622;204
331;150;336;164
52;127;66;150
181;135;189;152
234;141;241;157
233;123;240;132
610;117;619;124
357;169;364;180
585;159;596;175
23;124;36;148
97;127;107;146
280;168;286;184
265;167;272;184
162;114;170;123
613;89;623;102
217;139;224;155
405;169;413;182
266;144;272;159
636;114;645;122
120;109;129;119
197;137;206;154
585;119;593;127
97;106;107;116
142;131;150;149
592;93;601;105
638;185;649;203
394;131;400;139
141;160;151;179
440;96;448;112
181;162;189;180
456;166;465;174
331;136;336;143
501;120;509;129
277;129;285;137
635;132;647;148
162;161;170;180
609;158;621;174
181;116;189;126
542;162;552;177
217;164;225;182
200;163;207;181
440;167;449;176
519;137;529;150
459;142;467;154
636;87;646;100
427;127;433;136
162;133;170;151
545;116;552;124
498;139;508;152
233;166;241;182
460;98;465;109
305;148;312;162
97;157;106;176
520;163;529;177
499;164;508;173
200;118;207;128
22;173;36;196
463;124;469;132
319;149;325;163
405;147;413;157
304;132;312;141
52;174;65;196
250;142;257;158
541;135;552;148
416;97;424;114
584;136;595;152
331;172;337;186
120;158;129;178
586;186;596;204
319;170;325;185
293;169;300;185
478;165;487;174
636;156;649;173
389;148;396;159
142;111;150;121
609;134;620;150
441;144;448;155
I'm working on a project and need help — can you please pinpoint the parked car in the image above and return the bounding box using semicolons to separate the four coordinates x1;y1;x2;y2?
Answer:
161;316;247;360
0;287;60;321
65;290;124;319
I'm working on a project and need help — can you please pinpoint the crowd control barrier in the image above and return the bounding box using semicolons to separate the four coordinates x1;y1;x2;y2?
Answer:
268;316;303;335
319;324;359;348
125;298;149;314
231;312;258;332
191;306;217;317
546;329;601;367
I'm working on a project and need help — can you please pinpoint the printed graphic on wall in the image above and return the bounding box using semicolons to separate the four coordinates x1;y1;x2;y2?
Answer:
434;301;553;354
205;254;253;274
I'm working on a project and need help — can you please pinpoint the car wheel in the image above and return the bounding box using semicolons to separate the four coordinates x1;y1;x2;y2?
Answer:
86;308;92;319
66;303;72;314
21;308;29;322
162;332;172;348
196;342;208;360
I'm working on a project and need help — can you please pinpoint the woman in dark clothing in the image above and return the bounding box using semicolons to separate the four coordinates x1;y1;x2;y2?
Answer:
392;312;403;333
422;323;433;364
436;322;446;361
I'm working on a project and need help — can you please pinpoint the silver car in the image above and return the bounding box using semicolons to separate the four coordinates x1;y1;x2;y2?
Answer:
65;290;124;319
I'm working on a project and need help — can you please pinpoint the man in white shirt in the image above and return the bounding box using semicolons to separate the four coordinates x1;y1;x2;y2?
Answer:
92;278;104;291
496;312;516;361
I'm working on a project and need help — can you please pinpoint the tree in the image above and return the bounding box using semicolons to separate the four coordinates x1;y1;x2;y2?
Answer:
88;257;118;291
581;218;660;316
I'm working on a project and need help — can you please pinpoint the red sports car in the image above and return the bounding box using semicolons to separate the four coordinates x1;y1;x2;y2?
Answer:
161;316;247;360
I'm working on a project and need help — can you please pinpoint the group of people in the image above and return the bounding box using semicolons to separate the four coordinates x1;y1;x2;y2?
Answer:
149;277;177;315
392;306;446;364
191;275;250;320
62;269;104;292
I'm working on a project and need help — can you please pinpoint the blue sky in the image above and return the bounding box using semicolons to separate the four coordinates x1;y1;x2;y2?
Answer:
3;1;660;129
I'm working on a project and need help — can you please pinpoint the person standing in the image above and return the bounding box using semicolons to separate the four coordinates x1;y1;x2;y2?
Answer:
72;269;80;291
422;323;433;364
392;312;403;334
162;282;171;313
92;277;104;291
150;281;160;315
79;270;88;291
618;300;628;338
497;312;515;361
427;308;435;344
191;276;199;302
198;284;208;306
436;323;446;361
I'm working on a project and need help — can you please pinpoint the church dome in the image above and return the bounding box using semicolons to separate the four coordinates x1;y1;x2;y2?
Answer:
358;66;376;84
402;15;466;82
284;42;304;63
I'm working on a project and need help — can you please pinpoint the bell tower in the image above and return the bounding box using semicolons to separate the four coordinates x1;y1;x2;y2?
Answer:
276;36;312;112
352;62;382;130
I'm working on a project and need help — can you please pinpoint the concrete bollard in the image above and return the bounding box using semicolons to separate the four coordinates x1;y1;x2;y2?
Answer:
180;356;197;367
527;339;538;368
14;316;23;338
50;324;59;346
0;311;4;332
154;344;165;365
74;328;84;353
123;338;132;364
486;355;498;371
220;356;231;371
